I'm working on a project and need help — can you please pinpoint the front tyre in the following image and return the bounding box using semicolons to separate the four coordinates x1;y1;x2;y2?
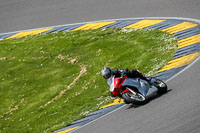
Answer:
122;92;147;105
153;79;167;94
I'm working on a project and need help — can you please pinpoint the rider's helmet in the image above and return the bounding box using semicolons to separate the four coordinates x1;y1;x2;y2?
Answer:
101;67;112;79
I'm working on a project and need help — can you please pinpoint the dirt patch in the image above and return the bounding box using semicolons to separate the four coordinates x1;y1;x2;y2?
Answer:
40;65;87;109
0;57;7;61
56;54;78;64
56;54;69;61
0;98;24;119
96;49;102;56
69;58;78;64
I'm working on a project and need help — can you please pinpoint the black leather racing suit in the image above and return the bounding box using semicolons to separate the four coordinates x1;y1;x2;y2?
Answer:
111;69;149;82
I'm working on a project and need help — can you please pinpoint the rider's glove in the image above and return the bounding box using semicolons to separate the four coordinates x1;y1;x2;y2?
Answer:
124;69;129;74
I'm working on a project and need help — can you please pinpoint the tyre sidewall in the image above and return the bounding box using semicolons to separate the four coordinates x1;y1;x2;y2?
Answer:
122;92;147;105
153;79;168;94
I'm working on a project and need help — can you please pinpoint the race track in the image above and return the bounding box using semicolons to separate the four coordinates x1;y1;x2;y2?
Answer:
0;0;200;133
74;58;200;133
0;0;200;33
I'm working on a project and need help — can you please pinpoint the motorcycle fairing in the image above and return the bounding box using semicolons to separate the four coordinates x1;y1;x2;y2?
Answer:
122;78;150;97
109;77;115;92
108;76;126;96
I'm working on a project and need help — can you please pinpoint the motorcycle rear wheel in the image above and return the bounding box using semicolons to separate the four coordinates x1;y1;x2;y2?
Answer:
122;92;147;105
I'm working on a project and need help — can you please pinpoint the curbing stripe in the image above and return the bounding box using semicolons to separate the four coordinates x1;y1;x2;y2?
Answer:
177;30;200;40
154;66;187;80
6;28;53;39
57;127;79;133
43;26;67;34
173;26;200;39
72;21;116;31
178;34;200;49
173;43;200;59
144;20;183;30
175;43;200;54
48;26;69;33
158;52;200;73
99;98;124;109
0;17;199;133
102;20;141;28
0;33;18;40
162;22;198;34
43;24;85;34
125;19;165;29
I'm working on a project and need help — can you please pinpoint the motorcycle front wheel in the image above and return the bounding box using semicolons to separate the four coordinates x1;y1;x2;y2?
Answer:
153;79;168;94
122;92;147;105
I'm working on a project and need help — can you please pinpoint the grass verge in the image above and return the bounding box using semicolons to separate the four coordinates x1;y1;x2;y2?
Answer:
0;28;177;132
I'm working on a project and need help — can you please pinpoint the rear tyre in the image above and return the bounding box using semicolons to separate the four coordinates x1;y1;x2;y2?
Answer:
122;92;147;105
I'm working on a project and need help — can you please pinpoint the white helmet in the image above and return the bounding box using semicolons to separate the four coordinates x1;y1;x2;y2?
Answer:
101;67;112;79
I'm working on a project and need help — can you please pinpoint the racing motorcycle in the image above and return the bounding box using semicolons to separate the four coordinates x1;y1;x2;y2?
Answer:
107;72;167;105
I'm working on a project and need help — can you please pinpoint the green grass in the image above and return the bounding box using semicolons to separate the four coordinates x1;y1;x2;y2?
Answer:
0;28;177;133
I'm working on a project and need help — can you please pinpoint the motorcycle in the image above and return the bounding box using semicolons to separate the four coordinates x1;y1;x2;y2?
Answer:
107;72;167;105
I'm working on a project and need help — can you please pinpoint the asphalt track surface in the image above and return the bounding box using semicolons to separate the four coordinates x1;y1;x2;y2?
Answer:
1;0;200;133
0;0;200;34
74;58;200;133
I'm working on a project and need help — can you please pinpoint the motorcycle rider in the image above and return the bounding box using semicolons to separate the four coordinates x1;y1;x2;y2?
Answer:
101;67;151;84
